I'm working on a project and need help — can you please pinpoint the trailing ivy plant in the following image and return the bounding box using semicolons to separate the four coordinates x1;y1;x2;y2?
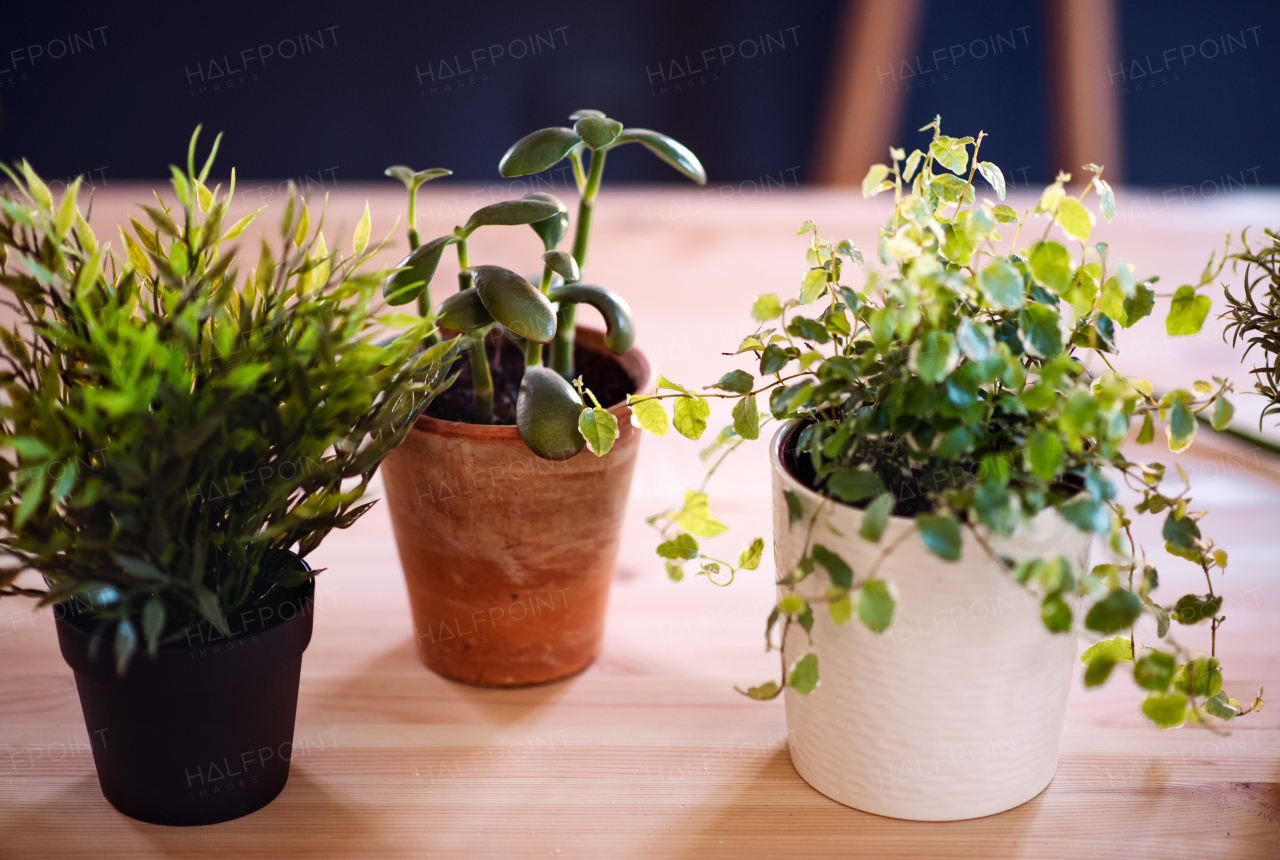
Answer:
381;109;705;460
631;118;1263;729
0;129;456;673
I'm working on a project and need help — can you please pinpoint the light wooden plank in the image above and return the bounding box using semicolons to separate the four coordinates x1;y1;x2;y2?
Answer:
1;185;1278;857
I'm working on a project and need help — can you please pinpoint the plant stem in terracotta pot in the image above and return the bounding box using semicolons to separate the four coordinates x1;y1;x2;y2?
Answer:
377;110;704;686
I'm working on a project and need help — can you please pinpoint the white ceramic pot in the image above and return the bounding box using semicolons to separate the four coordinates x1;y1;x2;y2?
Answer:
771;422;1091;821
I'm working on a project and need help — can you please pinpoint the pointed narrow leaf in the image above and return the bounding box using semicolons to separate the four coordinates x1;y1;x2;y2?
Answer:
353;202;371;255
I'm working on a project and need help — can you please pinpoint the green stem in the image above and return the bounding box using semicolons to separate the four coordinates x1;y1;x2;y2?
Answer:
407;180;421;251
454;238;488;420
407;184;435;344
524;266;555;367
468;335;493;424
456;239;472;290
554;149;607;378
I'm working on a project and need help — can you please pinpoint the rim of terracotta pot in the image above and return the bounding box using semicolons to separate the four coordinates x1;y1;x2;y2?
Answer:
412;326;653;443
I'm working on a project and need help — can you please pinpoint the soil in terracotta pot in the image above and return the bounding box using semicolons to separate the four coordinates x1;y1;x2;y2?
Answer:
782;423;1084;519
427;332;637;425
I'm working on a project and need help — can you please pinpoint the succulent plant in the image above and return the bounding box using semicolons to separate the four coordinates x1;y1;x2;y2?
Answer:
383;110;705;458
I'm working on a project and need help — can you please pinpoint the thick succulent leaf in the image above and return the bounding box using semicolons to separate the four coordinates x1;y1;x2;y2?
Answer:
569;109;606;120
542;250;580;283
470;265;557;343
461;198;563;236
413;167;452;184
521;192;569;250
610;129;707;185
435;288;494;332
384;165;452;190
517;366;586;460
499;127;581;177
384;165;414;186
382;234;457;306
574;116;623;149
548;283;635;354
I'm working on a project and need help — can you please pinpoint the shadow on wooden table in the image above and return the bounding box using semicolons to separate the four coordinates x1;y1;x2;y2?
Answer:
1;769;409;857
639;745;1057;857
303;634;578;726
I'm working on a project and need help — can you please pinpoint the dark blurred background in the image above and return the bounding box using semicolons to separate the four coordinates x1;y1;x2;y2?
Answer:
0;0;1274;188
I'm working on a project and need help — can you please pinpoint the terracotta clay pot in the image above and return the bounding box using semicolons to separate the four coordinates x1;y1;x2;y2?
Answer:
380;328;650;686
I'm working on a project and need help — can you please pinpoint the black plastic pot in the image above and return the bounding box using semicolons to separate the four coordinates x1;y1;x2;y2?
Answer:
55;571;315;826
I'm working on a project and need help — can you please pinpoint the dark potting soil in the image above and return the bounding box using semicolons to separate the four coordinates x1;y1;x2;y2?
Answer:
781;423;1084;519
782;428;938;518
426;333;637;425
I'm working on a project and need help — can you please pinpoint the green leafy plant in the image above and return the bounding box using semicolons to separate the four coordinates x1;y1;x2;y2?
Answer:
1222;228;1280;423
0;130;455;673
381;109;705;459
631;118;1262;728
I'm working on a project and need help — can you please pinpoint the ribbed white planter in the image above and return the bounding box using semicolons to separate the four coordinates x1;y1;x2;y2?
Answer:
772;423;1091;821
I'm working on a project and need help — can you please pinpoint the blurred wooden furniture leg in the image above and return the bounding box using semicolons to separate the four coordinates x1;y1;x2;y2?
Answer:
811;0;924;185
1046;0;1123;182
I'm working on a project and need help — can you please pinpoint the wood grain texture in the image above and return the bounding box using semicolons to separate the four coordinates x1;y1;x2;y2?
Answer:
2;185;1279;857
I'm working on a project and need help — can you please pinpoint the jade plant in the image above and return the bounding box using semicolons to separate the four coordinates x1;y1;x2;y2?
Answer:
629;118;1263;728
381;109;705;459
0;130;455;672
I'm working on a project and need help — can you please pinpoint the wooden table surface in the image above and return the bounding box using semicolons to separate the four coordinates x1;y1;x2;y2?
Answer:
2;183;1279;858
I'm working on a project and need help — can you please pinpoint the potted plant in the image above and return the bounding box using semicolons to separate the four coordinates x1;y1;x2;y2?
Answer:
630;119;1262;820
1222;227;1280;423
0;131;453;825
375;110;706;686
